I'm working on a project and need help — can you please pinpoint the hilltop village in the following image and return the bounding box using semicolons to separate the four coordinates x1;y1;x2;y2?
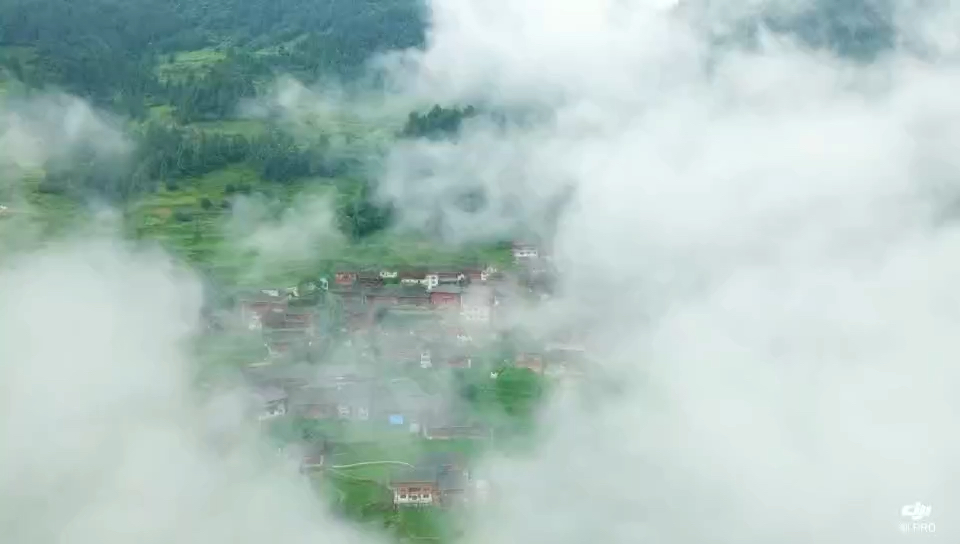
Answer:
207;240;589;515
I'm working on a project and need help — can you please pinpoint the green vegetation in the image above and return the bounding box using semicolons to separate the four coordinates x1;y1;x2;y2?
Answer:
155;48;229;83
0;1;525;541
0;0;471;260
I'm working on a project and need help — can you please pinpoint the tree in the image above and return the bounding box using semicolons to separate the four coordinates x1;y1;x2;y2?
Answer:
401;104;478;139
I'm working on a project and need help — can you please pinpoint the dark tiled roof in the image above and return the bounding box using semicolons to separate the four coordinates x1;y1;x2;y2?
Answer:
369;284;430;298
398;268;428;278
392;466;439;485
422;451;464;469
430;285;463;294
392;452;469;491
438;469;468;492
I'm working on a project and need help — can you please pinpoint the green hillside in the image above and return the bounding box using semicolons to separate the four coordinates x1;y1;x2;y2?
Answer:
0;2;519;541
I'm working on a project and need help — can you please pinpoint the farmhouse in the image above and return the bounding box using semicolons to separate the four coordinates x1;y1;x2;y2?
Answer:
356;271;383;287
366;284;431;308
511;241;539;261
237;291;287;330
390;452;470;508
428;284;462;307
395;268;425;285
334;271;357;286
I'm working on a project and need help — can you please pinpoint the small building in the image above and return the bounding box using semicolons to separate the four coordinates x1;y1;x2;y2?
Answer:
511;242;539;261
429;285;463;307
421;418;492;441
357;271;384;288
261;307;316;338
436;271;466;285
515;352;545;373
366;284;431;309
334;272;357;286
391;467;440;507
398;269;429;286
250;385;288;421
237;291;288;330
390;452;470;508
464;266;496;283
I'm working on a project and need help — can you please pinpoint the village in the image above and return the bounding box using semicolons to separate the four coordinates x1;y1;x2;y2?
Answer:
208;240;589;515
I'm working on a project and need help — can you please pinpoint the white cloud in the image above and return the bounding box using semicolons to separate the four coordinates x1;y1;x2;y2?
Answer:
0;233;378;544
225;191;344;282
370;0;960;541
0;92;131;173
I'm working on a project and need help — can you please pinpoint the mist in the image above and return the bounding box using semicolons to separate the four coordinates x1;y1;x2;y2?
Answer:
2;0;959;543
368;0;960;541
0;95;376;544
0;231;390;544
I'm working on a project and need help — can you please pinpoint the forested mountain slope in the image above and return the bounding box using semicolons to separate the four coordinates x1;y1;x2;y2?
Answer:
0;0;423;107
0;0;895;276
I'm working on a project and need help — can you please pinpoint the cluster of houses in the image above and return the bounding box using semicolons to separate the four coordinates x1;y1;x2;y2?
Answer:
329;266;500;327
245;359;492;508
232;260;514;362
232;242;583;371
225;240;588;509
233;238;547;331
389;451;489;508
246;360;491;438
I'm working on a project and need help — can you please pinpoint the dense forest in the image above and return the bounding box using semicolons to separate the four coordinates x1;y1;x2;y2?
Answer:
0;0;425;105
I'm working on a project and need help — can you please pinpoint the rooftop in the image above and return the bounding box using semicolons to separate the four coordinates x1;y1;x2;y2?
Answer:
369;284;430;298
430;285;463;294
392;466;439;485
391;452;469;491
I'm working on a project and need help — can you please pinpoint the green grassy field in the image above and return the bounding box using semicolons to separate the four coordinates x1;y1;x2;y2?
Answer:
258;412;489;542
192;119;268;137
118;160;510;285
155;48;228;83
